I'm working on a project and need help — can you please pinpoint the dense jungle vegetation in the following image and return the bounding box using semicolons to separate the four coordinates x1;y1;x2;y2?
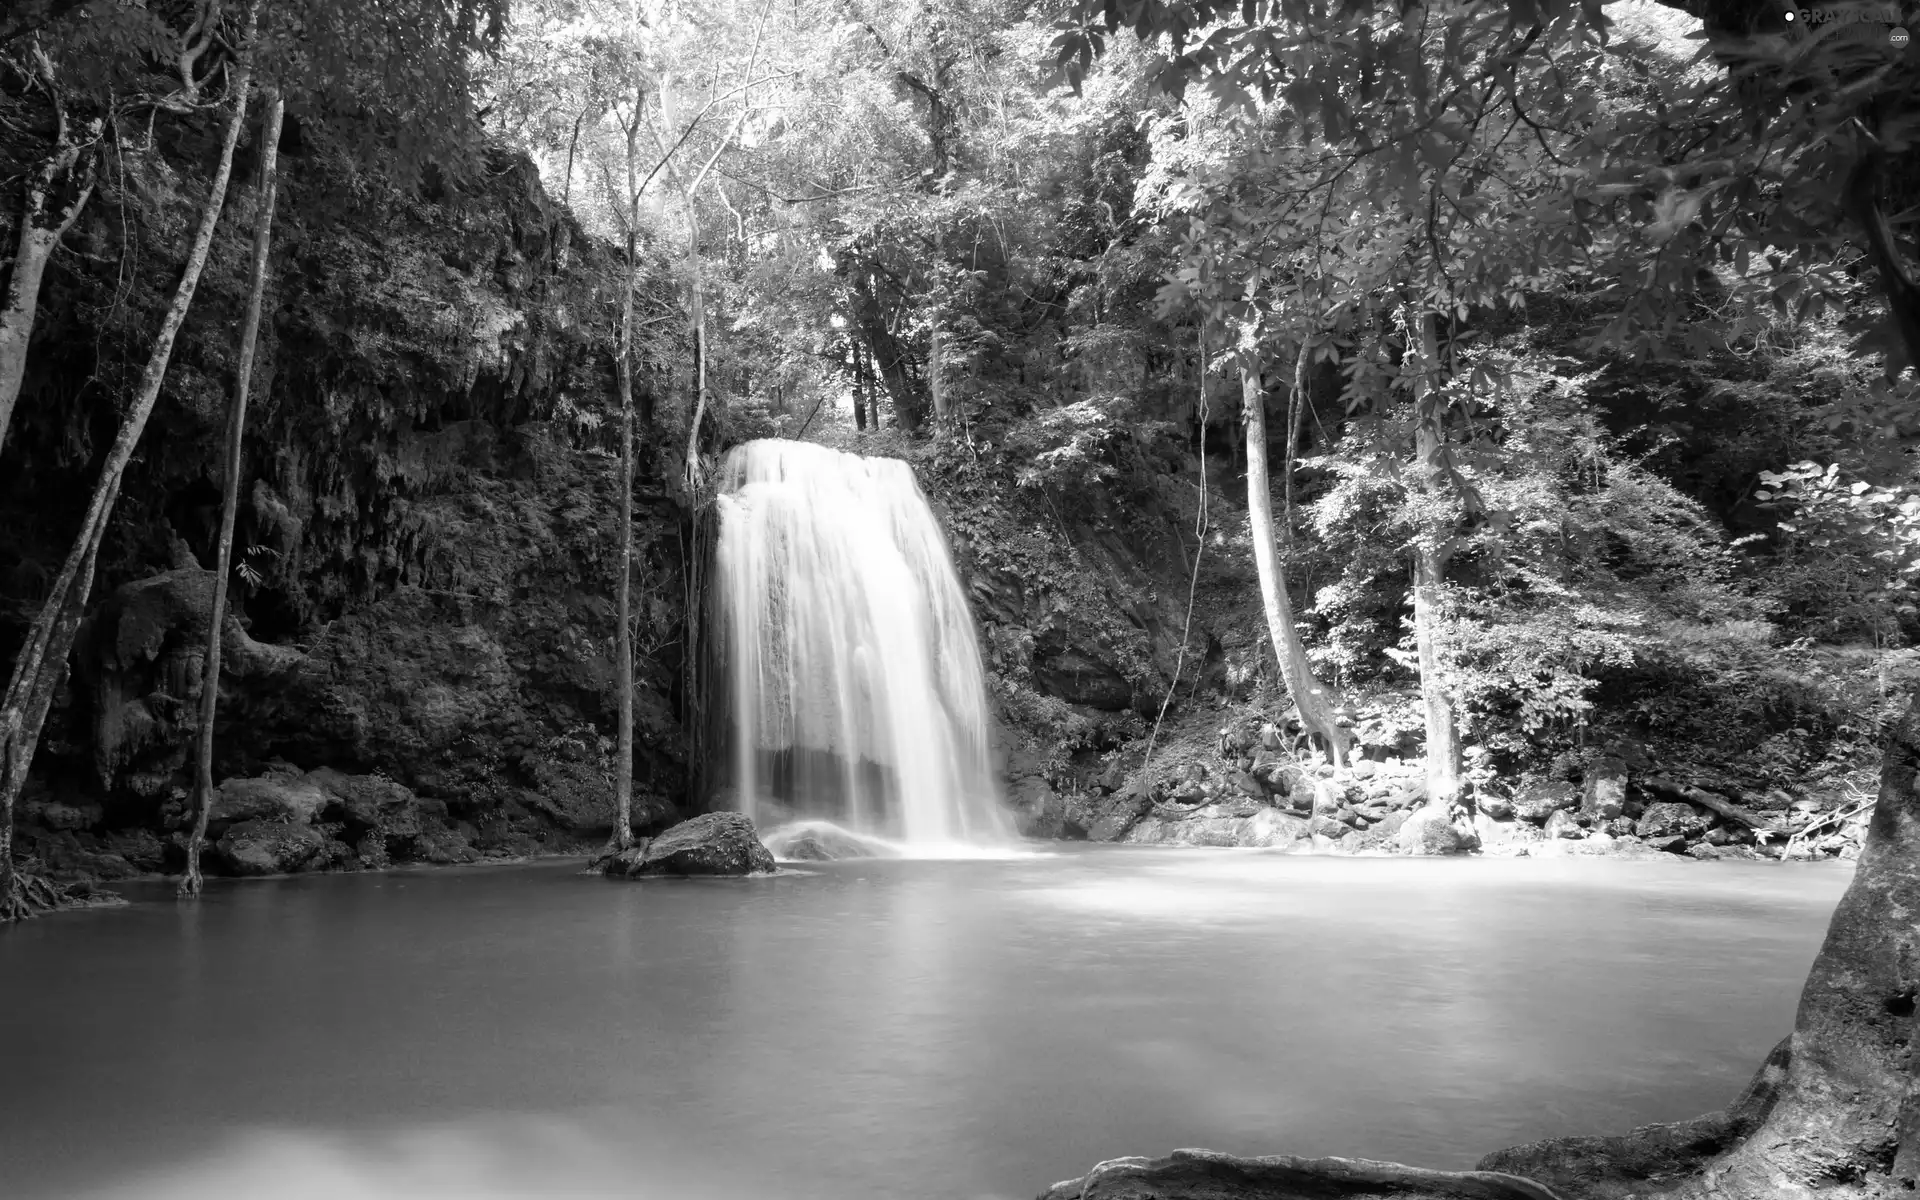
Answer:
0;0;1917;914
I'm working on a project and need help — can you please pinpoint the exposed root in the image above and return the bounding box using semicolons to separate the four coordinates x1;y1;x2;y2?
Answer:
1;867;114;923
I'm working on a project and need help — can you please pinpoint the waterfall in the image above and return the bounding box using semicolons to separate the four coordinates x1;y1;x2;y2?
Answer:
711;439;1011;850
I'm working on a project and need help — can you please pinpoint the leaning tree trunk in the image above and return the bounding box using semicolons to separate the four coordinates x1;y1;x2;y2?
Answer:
1242;366;1348;766
1;9;256;921
180;90;284;899
0;116;100;458
1409;311;1461;809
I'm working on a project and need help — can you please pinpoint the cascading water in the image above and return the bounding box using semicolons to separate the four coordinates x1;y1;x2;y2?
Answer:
711;439;1011;852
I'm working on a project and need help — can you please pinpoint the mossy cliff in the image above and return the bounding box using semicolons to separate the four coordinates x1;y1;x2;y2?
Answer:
0;116;693;879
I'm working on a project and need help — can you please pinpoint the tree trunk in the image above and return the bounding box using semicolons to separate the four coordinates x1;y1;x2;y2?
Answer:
683;205;708;493
1241;367;1348;766
1474;697;1920;1200
929;310;947;423
0;125;99;458
180;90;283;899
2;4;256;921
603;115;645;858
1409;312;1461;809
852;340;868;431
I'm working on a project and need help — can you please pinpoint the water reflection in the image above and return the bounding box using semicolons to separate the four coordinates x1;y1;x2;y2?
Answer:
0;852;1852;1200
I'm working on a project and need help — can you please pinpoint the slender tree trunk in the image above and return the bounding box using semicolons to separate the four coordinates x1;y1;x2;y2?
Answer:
2;5;256;921
180;90;283;898
0;123;100;458
1409;311;1461;808
929;308;947;422
1241;366;1348;766
852;340;867;431
603;111;645;859
683;204;708;494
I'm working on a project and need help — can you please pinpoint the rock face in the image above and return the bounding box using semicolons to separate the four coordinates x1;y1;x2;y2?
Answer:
1037;1149;1563;1200
602;812;776;877
2;141;691;861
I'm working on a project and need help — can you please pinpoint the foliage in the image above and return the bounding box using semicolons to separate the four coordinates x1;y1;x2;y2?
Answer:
1753;461;1920;641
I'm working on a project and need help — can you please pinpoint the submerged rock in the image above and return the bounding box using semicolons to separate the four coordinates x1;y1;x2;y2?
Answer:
602;812;776;877
766;823;882;861
1038;1149;1561;1200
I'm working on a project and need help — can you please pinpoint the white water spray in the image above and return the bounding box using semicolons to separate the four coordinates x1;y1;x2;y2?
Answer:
712;440;1011;851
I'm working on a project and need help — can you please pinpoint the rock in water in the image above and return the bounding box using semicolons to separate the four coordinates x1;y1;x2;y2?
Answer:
603;813;775;877
1395;805;1479;855
765;823;883;862
1037;1149;1562;1200
1636;800;1711;841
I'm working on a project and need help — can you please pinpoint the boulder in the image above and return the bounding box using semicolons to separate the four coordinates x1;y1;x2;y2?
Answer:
1581;757;1629;820
1311;781;1345;815
1396;806;1479;856
1636;800;1711;841
1543;809;1583;839
27;801;104;832
1690;842;1766;862
1371;810;1409;840
1037;1149;1559;1200
308;768;418;831
103;828;167;872
211;774;328;830
1308;814;1352;840
767;824;882;861
1349;760;1377;780
1225;770;1268;801
603;812;776;877
1008;773;1070;838
214;820;327;876
1512;780;1577;824
1473;814;1541;851
412;825;481;864
1087;782;1156;841
1477;793;1515;820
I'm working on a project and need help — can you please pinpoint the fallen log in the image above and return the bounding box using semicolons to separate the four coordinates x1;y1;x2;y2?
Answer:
1641;777;1785;836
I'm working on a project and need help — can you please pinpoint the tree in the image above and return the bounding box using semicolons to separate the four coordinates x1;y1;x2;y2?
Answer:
0;0;511;915
1;0;261;921
1241;362;1352;765
0;36;102;457
178;90;285;899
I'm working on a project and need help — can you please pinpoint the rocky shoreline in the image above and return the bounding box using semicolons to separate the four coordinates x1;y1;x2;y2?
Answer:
14;731;1869;898
15;763;608;890
1013;720;1871;863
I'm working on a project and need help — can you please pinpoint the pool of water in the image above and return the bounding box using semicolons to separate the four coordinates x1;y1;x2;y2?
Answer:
0;847;1852;1199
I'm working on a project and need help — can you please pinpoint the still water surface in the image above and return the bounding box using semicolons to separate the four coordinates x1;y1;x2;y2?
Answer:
0;848;1852;1199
